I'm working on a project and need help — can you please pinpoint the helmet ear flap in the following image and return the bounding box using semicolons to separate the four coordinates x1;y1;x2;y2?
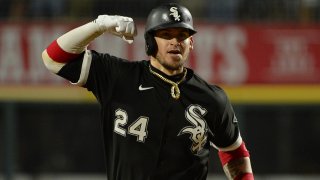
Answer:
145;32;157;56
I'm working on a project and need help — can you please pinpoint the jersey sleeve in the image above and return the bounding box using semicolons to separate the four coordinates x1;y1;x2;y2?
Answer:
57;49;131;104
56;52;85;83
209;85;241;151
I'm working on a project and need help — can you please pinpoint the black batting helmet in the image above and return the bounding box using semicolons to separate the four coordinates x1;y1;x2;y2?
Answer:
144;3;197;56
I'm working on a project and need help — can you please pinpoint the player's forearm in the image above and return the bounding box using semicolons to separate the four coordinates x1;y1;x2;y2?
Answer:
42;15;136;74
41;21;103;73
223;157;253;180
43;15;137;62
43;21;103;61
56;21;104;55
217;140;254;180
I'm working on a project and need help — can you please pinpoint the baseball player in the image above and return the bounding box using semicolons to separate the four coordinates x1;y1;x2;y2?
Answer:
42;3;254;180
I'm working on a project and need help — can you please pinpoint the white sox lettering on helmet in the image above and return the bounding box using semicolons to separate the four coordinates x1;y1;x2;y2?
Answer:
170;7;181;21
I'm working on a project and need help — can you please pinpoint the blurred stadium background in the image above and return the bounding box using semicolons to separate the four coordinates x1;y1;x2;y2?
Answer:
1;0;320;179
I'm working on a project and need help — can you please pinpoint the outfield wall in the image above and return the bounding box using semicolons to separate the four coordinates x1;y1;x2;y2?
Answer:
0;21;319;104
1;22;320;85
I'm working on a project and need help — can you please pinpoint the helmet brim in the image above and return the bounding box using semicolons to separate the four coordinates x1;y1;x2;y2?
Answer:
148;22;197;36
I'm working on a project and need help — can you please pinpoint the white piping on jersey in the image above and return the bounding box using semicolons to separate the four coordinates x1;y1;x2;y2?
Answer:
210;133;242;152
71;49;92;86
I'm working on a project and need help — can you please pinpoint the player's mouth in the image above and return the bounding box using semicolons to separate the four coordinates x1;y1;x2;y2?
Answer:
167;49;181;55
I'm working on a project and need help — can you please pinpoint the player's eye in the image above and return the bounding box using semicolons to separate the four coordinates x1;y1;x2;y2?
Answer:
156;31;172;39
155;29;190;41
177;32;189;41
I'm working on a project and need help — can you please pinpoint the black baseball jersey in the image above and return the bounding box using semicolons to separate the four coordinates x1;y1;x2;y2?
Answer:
57;50;240;180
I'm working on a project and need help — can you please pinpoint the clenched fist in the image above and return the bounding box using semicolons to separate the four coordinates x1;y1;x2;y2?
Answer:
95;15;137;44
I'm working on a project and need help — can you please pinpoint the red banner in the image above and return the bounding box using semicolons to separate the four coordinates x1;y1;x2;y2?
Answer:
0;22;319;85
242;24;320;84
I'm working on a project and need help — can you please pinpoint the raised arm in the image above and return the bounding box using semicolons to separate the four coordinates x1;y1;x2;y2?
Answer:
42;15;137;74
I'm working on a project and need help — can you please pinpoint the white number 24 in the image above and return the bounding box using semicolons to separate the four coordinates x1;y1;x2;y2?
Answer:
114;109;149;142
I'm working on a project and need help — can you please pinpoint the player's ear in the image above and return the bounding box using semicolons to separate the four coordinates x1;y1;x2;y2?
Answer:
189;36;194;50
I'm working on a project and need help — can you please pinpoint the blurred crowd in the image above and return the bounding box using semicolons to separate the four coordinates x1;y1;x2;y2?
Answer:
0;0;319;22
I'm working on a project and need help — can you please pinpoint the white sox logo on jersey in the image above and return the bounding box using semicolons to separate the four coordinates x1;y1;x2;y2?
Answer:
169;7;181;21
178;104;208;154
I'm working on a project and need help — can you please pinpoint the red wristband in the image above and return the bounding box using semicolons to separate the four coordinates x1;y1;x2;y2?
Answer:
46;40;81;63
218;142;250;166
234;173;254;180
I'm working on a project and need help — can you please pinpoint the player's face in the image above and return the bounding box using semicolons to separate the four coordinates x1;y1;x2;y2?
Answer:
152;28;193;74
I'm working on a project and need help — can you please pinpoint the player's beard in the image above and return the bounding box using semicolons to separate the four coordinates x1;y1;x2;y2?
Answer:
155;54;187;71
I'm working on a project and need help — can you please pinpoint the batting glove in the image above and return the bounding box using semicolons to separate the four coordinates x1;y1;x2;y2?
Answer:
95;15;137;44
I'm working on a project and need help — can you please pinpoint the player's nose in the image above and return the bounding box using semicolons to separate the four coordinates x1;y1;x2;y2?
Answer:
169;37;181;46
